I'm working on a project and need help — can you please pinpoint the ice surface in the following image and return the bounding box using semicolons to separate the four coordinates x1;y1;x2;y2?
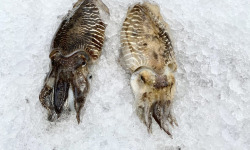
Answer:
0;0;250;149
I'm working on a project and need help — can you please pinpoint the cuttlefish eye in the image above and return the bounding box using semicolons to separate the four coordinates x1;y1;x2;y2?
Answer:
82;61;86;66
73;58;86;70
88;74;92;79
140;75;146;83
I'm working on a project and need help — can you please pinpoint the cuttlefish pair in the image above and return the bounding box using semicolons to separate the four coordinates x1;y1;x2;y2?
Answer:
39;0;178;137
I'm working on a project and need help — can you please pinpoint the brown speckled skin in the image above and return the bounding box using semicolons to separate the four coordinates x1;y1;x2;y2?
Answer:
120;3;177;137
39;0;108;123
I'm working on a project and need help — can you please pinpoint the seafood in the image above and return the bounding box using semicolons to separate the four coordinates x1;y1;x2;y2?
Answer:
120;2;177;137
39;0;109;123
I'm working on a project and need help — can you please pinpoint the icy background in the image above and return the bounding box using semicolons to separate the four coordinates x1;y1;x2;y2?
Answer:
0;0;250;149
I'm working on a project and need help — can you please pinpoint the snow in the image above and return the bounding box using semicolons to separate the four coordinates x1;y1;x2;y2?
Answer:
0;0;250;149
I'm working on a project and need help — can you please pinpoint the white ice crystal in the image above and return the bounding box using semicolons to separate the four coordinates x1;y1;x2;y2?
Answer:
0;0;250;149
